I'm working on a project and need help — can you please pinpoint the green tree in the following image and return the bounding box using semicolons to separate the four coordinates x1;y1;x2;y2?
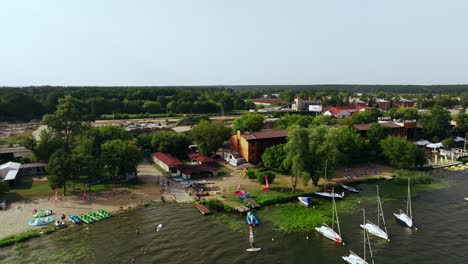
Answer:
276;114;314;129
336;127;365;165
47;149;76;195
420;106;452;142
284;128;311;192
143;101;162;114
101;140;142;181
307;126;338;186
261;144;287;171
33;130;64;162
71;135;101;190
43;95;93;153
233;112;264;132
256;172;276;185
380;136;426;169
190;120;231;155
454;112;468;137
151;131;191;156
395;107;419;120
311;115;336;126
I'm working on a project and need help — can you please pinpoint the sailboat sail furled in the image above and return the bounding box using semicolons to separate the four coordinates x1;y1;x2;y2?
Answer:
360;185;390;241
393;178;414;228
342;209;375;264
315;188;343;244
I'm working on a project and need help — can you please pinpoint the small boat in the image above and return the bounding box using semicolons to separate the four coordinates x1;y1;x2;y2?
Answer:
464;197;468;202
340;183;360;193
67;214;81;224
156;224;163;232
55;220;65;227
32;209;52;218
361;186;389;241
315;188;343;244
314;192;344;199
29;216;54;226
246;211;259;226
393;178;413;228
246;225;262;252
96;209;111;218
298;197;312;206
342;209;375;264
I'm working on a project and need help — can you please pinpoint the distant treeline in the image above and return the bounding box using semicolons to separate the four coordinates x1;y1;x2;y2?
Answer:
0;85;467;122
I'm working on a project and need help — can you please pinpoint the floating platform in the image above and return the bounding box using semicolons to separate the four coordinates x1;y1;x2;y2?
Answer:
195;204;211;215
245;198;261;209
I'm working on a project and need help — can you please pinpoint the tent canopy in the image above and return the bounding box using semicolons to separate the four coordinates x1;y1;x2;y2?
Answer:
416;139;432;146
426;143;443;149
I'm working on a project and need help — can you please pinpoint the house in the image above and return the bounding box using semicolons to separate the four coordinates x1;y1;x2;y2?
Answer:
353;120;419;141
376;99;391;111
175;164;219;180
188;153;215;165
230;130;288;164
292;98;322;112
395;98;416;108
152;152;183;173
323;106;368;119
20;163;47;176
223;149;245;167
250;99;287;106
0;162;21;187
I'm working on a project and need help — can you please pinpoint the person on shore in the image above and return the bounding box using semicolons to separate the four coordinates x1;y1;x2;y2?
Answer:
61;214;65;221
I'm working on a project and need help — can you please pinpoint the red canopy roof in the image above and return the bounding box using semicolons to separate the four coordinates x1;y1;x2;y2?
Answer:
188;153;215;163
152;152;182;167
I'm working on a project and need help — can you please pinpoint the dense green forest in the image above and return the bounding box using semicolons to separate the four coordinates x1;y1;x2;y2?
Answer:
0;85;467;122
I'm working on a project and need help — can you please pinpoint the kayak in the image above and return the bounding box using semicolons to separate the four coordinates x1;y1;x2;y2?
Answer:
55;220;65;227
68;214;81;224
246;212;259;226
156;224;163;232
79;214;95;224
29;216;54;226
340;184;360;193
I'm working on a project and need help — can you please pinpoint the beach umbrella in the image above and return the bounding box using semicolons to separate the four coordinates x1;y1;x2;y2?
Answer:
416;139;431;146
427;143;442;149
454;136;465;142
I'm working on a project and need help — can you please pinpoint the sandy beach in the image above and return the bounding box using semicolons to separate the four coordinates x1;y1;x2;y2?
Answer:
0;162;165;239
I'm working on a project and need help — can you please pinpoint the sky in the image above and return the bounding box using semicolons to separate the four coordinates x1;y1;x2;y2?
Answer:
1;0;468;86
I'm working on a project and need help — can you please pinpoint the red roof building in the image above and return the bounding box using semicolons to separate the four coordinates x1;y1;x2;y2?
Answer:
175;164;219;180
152;152;183;172
230;130;288;164
323;106;368;119
188;153;215;164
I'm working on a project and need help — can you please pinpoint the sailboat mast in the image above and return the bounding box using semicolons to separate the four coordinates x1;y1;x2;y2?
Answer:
377;185;388;234
363;209;366;261
377;185;380;228
332;188;341;237
408;178;412;218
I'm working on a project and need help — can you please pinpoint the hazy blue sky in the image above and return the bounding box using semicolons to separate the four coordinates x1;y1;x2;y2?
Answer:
1;0;468;86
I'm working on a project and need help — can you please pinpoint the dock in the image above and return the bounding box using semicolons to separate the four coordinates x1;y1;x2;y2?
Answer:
245;198;261;209
235;206;250;214
195;204;211;215
431;161;462;169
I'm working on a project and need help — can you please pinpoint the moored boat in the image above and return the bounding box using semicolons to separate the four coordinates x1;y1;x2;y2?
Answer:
361;185;389;241
340;183;360;193
342;209;375;264
315;188;343;244
298;197;312;206
314;192;344;199
29;216;54;226
394;178;414;228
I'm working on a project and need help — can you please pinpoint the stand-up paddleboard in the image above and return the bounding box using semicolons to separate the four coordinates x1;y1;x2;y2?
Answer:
156;224;163;232
246;226;262;252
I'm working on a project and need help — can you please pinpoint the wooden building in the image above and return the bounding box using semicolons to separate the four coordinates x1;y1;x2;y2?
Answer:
230;130;288;164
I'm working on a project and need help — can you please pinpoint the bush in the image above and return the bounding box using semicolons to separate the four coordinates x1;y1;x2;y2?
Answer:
206;199;226;212
256;172;276;185
0;181;9;196
256;191;315;206
393;170;432;185
245;168;256;179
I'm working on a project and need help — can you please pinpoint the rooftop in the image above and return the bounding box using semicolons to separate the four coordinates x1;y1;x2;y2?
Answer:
251;99;287;105
240;130;288;140
188;153;215;163
152;152;183;167
176;164;219;174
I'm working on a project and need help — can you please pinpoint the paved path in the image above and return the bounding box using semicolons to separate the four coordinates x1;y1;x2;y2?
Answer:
137;160;193;203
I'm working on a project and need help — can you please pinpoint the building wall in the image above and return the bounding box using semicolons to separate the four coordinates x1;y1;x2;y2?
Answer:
230;132;251;163
230;132;286;164
152;156;170;172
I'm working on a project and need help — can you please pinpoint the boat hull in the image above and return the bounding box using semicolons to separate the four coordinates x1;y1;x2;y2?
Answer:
342;251;368;264
298;197;312;206
314;192;344;200
393;212;413;228
315;225;342;244
340;184;360;193
360;222;389;241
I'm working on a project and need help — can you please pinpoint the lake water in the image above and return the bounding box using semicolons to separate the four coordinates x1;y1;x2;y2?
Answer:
1;170;467;264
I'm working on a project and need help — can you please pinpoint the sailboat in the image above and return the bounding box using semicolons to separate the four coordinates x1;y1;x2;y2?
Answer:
315;188;343;244
246;225;262;252
393;178;413;228
360;186;389;241
342;209;375;264
315;160;345;199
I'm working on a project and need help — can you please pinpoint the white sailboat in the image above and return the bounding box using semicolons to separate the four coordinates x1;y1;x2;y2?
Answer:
315;160;345;200
342;209;375;264
315;188;343;244
393;178;413;228
360;186;389;241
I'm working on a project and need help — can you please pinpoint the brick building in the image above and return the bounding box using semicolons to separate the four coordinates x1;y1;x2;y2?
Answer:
230;130;288;164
